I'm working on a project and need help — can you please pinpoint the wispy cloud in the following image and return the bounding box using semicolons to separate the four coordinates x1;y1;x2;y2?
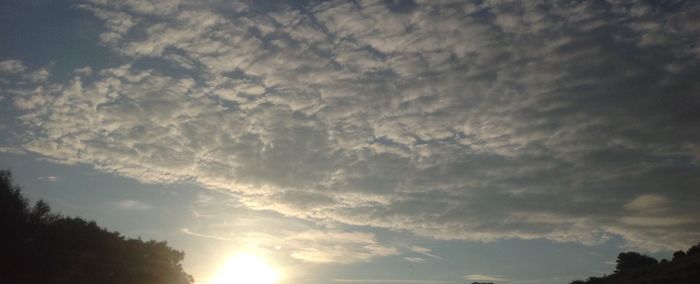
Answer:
408;246;443;260
0;146;26;155
113;199;152;211
286;231;398;264
38;176;62;182
73;66;93;76
403;257;425;263
463;274;509;282
181;228;236;242
625;195;669;212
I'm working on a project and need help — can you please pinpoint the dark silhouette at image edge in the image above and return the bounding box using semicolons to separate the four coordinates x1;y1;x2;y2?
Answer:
0;169;194;284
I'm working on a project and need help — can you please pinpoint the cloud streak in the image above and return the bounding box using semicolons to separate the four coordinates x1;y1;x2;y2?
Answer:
463;274;508;282
113;199;153;210
408;246;442;260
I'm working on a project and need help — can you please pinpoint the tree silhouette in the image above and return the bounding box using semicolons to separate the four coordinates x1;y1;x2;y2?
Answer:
672;250;686;261
570;242;700;283
0;169;194;284
688;243;700;256
584;277;604;284
614;252;658;274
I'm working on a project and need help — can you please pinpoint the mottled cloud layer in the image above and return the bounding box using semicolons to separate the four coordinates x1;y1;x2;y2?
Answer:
3;0;700;256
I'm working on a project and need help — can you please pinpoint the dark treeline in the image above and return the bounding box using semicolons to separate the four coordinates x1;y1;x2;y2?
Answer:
0;169;193;284
571;242;700;284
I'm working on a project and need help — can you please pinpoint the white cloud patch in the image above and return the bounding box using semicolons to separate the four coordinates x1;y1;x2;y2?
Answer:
620;216;694;227
24;68;50;83
409;246;442;260
113;199;153;210
5;0;700;253
0;59;26;73
181;228;236;242
38;176;62;182
625;194;669;212
403;257;425;263
74;66;93;76
463;274;508;282
286;231;399;264
0;146;26;154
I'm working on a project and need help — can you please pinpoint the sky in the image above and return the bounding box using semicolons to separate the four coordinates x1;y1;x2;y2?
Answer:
1;0;700;283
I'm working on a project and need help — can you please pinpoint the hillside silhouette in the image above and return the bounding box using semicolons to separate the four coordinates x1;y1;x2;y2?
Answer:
571;242;700;284
0;169;194;284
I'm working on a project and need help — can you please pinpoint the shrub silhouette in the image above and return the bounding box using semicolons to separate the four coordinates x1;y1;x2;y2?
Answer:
0;169;194;284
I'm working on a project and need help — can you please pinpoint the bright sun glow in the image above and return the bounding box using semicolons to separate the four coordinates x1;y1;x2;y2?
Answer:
211;253;280;284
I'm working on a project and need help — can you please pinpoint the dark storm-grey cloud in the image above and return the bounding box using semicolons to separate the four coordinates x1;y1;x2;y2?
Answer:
3;0;700;252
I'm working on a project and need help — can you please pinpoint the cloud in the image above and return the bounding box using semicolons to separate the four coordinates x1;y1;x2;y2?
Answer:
619;216;694;227
403;257;425;263
24;68;50;83
0;60;51;81
113;199;153;210
73;66;93;76
0;63;56;110
625;195;669;212
5;0;700;253
408;246;442;260
463;274;508;282
0;59;26;73
38;176;62;182
0;146;26;155
181;228;236;242
286;231;399;264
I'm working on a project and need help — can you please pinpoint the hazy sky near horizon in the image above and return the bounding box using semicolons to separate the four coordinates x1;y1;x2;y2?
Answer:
1;0;700;283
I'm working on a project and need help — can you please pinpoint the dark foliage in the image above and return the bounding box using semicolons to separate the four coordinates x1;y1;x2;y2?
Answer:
570;242;700;284
688;244;700;257
673;250;687;260
614;252;658;273
584;277;604;284
0;170;194;284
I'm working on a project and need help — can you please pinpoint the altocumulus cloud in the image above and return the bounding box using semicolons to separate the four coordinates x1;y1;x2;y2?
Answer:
3;0;700;255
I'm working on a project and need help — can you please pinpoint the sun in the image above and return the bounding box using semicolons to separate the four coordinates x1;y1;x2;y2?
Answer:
210;253;280;284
